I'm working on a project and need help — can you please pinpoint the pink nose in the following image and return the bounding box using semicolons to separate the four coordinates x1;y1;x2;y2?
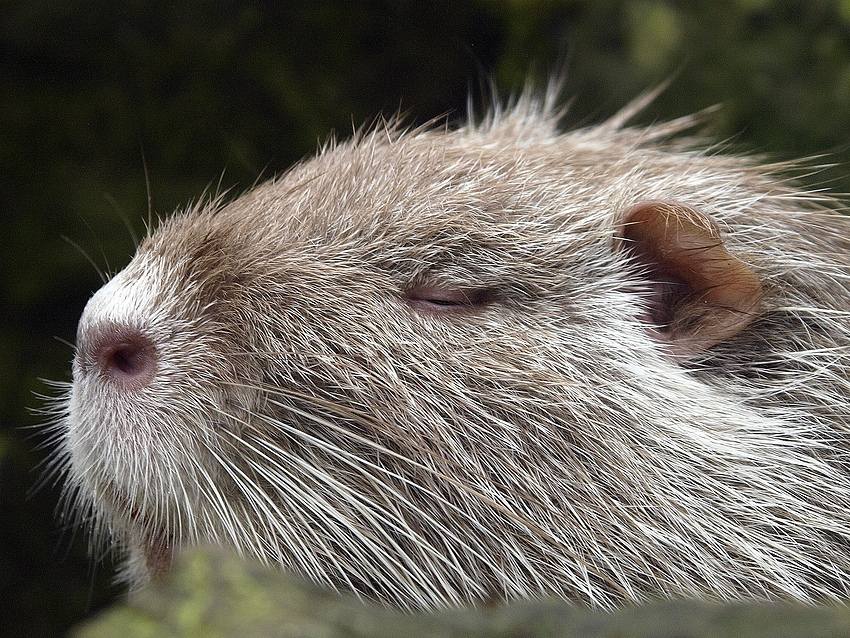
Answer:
77;323;157;387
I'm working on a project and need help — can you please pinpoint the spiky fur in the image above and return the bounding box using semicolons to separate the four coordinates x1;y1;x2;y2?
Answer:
52;87;850;609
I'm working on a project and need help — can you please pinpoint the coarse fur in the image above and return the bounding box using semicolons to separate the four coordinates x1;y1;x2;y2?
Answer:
46;84;850;609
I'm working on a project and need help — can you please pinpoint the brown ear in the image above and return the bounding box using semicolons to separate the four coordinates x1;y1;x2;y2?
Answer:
619;200;762;357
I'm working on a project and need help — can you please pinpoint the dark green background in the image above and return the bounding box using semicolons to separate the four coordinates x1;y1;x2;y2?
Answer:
2;2;849;636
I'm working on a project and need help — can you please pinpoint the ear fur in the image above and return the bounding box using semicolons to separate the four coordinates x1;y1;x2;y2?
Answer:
619;200;763;357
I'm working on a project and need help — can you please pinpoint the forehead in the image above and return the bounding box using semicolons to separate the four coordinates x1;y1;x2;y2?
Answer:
144;117;697;276
219;125;623;244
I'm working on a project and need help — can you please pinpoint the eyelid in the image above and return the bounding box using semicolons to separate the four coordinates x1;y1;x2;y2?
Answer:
403;286;493;313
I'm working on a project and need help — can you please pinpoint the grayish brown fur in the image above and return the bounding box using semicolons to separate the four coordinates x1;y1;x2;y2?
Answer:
51;85;850;609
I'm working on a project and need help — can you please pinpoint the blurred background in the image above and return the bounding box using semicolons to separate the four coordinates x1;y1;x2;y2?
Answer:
2;1;849;635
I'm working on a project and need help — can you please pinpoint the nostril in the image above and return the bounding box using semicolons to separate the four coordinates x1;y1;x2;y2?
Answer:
78;323;158;387
101;340;156;381
110;345;141;375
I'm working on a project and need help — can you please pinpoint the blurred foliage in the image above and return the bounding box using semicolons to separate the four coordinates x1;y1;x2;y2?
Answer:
73;548;850;638
1;1;849;636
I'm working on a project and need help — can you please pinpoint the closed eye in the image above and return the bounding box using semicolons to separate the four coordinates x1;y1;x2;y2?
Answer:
403;286;493;313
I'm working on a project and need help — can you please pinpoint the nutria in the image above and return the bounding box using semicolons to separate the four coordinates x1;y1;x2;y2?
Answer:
50;85;850;609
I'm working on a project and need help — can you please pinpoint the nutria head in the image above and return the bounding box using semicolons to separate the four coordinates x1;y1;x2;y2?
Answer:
55;88;850;608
